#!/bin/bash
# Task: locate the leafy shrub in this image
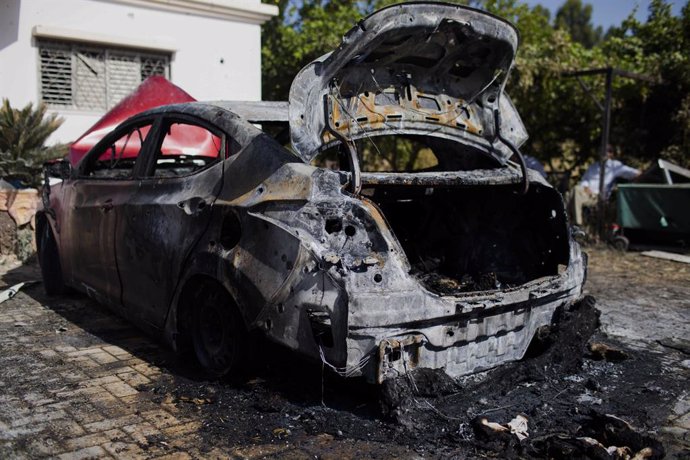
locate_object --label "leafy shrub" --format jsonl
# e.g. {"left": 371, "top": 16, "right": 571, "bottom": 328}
{"left": 0, "top": 99, "right": 67, "bottom": 188}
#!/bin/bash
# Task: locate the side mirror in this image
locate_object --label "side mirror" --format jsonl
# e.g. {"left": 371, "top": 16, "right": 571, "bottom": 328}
{"left": 44, "top": 159, "right": 72, "bottom": 180}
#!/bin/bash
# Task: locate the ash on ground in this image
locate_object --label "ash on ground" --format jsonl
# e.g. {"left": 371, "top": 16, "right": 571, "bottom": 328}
{"left": 141, "top": 295, "right": 686, "bottom": 458}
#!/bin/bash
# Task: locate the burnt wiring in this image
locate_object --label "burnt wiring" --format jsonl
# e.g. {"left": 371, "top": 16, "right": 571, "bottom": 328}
{"left": 493, "top": 108, "right": 529, "bottom": 195}
{"left": 326, "top": 125, "right": 362, "bottom": 194}
{"left": 318, "top": 345, "right": 372, "bottom": 378}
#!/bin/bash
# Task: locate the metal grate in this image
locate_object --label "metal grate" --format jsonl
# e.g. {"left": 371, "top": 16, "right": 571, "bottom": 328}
{"left": 141, "top": 53, "right": 169, "bottom": 80}
{"left": 75, "top": 48, "right": 106, "bottom": 111}
{"left": 107, "top": 52, "right": 140, "bottom": 107}
{"left": 38, "top": 40, "right": 171, "bottom": 110}
{"left": 39, "top": 43, "right": 72, "bottom": 107}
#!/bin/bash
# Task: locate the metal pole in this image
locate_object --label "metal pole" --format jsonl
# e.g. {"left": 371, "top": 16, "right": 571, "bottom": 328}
{"left": 597, "top": 68, "right": 613, "bottom": 240}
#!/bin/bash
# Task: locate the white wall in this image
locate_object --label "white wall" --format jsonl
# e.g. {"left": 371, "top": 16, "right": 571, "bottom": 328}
{"left": 0, "top": 0, "right": 268, "bottom": 144}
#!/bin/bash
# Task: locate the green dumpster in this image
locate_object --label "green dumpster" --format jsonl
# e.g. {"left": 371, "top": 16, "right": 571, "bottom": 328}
{"left": 617, "top": 183, "right": 690, "bottom": 245}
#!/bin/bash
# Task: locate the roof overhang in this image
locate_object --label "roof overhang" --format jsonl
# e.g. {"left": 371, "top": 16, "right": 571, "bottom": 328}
{"left": 109, "top": 0, "right": 278, "bottom": 25}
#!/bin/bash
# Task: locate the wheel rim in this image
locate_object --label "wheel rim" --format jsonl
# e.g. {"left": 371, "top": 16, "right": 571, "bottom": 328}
{"left": 193, "top": 290, "right": 238, "bottom": 376}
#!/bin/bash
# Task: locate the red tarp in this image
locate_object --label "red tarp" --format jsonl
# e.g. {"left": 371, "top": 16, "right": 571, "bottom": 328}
{"left": 68, "top": 76, "right": 197, "bottom": 165}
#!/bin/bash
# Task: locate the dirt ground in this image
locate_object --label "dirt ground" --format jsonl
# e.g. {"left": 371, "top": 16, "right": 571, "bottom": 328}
{"left": 0, "top": 247, "right": 688, "bottom": 459}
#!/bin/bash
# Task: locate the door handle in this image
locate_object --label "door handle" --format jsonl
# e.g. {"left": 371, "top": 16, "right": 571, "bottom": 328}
{"left": 100, "top": 199, "right": 114, "bottom": 212}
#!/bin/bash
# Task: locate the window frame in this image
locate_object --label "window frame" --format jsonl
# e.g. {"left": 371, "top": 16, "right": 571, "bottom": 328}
{"left": 76, "top": 116, "right": 161, "bottom": 180}
{"left": 37, "top": 39, "right": 171, "bottom": 111}
{"left": 139, "top": 114, "right": 229, "bottom": 180}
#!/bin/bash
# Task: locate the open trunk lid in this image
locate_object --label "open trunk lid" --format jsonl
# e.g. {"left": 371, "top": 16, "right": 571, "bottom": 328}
{"left": 288, "top": 2, "right": 527, "bottom": 164}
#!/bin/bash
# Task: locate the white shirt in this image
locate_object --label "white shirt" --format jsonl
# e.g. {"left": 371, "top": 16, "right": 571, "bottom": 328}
{"left": 579, "top": 159, "right": 639, "bottom": 197}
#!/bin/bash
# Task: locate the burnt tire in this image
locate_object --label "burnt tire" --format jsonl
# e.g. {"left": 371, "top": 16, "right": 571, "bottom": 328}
{"left": 38, "top": 223, "right": 67, "bottom": 296}
{"left": 191, "top": 287, "right": 248, "bottom": 380}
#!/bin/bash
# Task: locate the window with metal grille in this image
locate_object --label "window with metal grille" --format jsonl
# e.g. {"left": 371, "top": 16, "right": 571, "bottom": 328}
{"left": 38, "top": 40, "right": 170, "bottom": 111}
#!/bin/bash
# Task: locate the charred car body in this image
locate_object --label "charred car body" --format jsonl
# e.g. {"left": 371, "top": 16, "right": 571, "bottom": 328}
{"left": 38, "top": 3, "right": 585, "bottom": 383}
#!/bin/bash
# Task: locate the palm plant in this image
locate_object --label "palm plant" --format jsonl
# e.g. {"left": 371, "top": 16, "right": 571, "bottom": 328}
{"left": 0, "top": 99, "right": 67, "bottom": 187}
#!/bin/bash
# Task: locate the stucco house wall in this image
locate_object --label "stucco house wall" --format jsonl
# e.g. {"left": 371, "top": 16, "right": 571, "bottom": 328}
{"left": 0, "top": 0, "right": 277, "bottom": 144}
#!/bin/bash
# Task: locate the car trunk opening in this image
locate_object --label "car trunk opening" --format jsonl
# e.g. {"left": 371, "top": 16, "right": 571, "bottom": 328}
{"left": 363, "top": 182, "right": 570, "bottom": 295}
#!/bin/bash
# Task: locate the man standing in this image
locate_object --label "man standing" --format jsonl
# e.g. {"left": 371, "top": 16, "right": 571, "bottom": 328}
{"left": 570, "top": 145, "right": 640, "bottom": 225}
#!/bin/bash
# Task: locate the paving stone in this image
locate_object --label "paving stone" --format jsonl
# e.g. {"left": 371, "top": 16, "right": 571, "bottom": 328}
{"left": 60, "top": 370, "right": 89, "bottom": 382}
{"left": 68, "top": 356, "right": 100, "bottom": 369}
{"left": 152, "top": 452, "right": 193, "bottom": 460}
{"left": 132, "top": 363, "right": 161, "bottom": 377}
{"left": 121, "top": 422, "right": 162, "bottom": 446}
{"left": 117, "top": 370, "right": 151, "bottom": 387}
{"left": 141, "top": 409, "right": 180, "bottom": 429}
{"left": 103, "top": 381, "right": 138, "bottom": 398}
{"left": 66, "top": 347, "right": 104, "bottom": 357}
{"left": 672, "top": 395, "right": 690, "bottom": 417}
{"left": 45, "top": 400, "right": 72, "bottom": 411}
{"left": 64, "top": 428, "right": 125, "bottom": 450}
{"left": 0, "top": 423, "right": 47, "bottom": 440}
{"left": 11, "top": 409, "right": 68, "bottom": 428}
{"left": 23, "top": 392, "right": 55, "bottom": 407}
{"left": 52, "top": 419, "right": 87, "bottom": 438}
{"left": 102, "top": 346, "right": 132, "bottom": 359}
{"left": 91, "top": 351, "right": 119, "bottom": 365}
{"left": 102, "top": 440, "right": 148, "bottom": 459}
{"left": 161, "top": 421, "right": 202, "bottom": 437}
{"left": 67, "top": 404, "right": 105, "bottom": 425}
{"left": 57, "top": 445, "right": 109, "bottom": 460}
{"left": 84, "top": 415, "right": 143, "bottom": 433}
{"left": 673, "top": 412, "right": 690, "bottom": 431}
{"left": 81, "top": 376, "right": 121, "bottom": 388}
{"left": 55, "top": 385, "right": 107, "bottom": 398}
{"left": 54, "top": 346, "right": 78, "bottom": 353}
{"left": 24, "top": 437, "right": 63, "bottom": 456}
{"left": 39, "top": 350, "right": 59, "bottom": 359}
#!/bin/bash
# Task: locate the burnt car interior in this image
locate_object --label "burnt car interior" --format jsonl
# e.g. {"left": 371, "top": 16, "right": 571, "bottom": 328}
{"left": 147, "top": 121, "right": 225, "bottom": 178}
{"left": 87, "top": 123, "right": 152, "bottom": 178}
{"left": 81, "top": 117, "right": 232, "bottom": 179}
{"left": 370, "top": 185, "right": 570, "bottom": 294}
{"left": 314, "top": 134, "right": 570, "bottom": 295}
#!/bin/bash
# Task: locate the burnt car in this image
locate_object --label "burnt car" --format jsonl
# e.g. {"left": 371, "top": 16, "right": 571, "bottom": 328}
{"left": 38, "top": 2, "right": 585, "bottom": 383}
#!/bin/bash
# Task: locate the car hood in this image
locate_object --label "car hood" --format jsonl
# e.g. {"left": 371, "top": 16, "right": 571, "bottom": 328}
{"left": 288, "top": 2, "right": 527, "bottom": 164}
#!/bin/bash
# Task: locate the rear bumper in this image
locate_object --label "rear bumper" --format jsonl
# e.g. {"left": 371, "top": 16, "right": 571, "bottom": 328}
{"left": 344, "top": 246, "right": 586, "bottom": 383}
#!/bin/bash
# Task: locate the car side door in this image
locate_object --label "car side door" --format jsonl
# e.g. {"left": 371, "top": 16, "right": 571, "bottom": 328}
{"left": 63, "top": 118, "right": 156, "bottom": 307}
{"left": 115, "top": 114, "right": 229, "bottom": 329}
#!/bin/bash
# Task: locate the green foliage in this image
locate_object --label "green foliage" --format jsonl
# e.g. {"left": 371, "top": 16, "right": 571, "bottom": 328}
{"left": 262, "top": 0, "right": 690, "bottom": 175}
{"left": 0, "top": 99, "right": 67, "bottom": 187}
{"left": 554, "top": 0, "right": 603, "bottom": 48}
{"left": 261, "top": 0, "right": 367, "bottom": 101}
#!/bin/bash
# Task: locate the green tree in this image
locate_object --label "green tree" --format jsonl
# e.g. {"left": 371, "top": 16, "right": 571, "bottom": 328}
{"left": 261, "top": 0, "right": 367, "bottom": 101}
{"left": 261, "top": 0, "right": 690, "bottom": 174}
{"left": 602, "top": 0, "right": 690, "bottom": 167}
{"left": 554, "top": 0, "right": 603, "bottom": 48}
{"left": 0, "top": 99, "right": 67, "bottom": 187}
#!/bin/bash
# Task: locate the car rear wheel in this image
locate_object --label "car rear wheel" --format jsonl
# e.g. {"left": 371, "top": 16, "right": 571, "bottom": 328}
{"left": 38, "top": 223, "right": 67, "bottom": 296}
{"left": 191, "top": 287, "right": 248, "bottom": 379}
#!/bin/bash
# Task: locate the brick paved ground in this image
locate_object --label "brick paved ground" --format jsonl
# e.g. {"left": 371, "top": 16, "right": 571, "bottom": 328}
{"left": 0, "top": 259, "right": 415, "bottom": 459}
{"left": 0, "top": 260, "right": 206, "bottom": 459}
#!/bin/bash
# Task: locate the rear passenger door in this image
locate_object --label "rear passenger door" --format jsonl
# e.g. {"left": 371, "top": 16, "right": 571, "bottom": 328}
{"left": 116, "top": 115, "right": 228, "bottom": 329}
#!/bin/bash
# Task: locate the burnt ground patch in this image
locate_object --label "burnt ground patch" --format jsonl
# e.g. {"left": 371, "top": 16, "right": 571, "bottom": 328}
{"left": 0, "top": 248, "right": 688, "bottom": 458}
